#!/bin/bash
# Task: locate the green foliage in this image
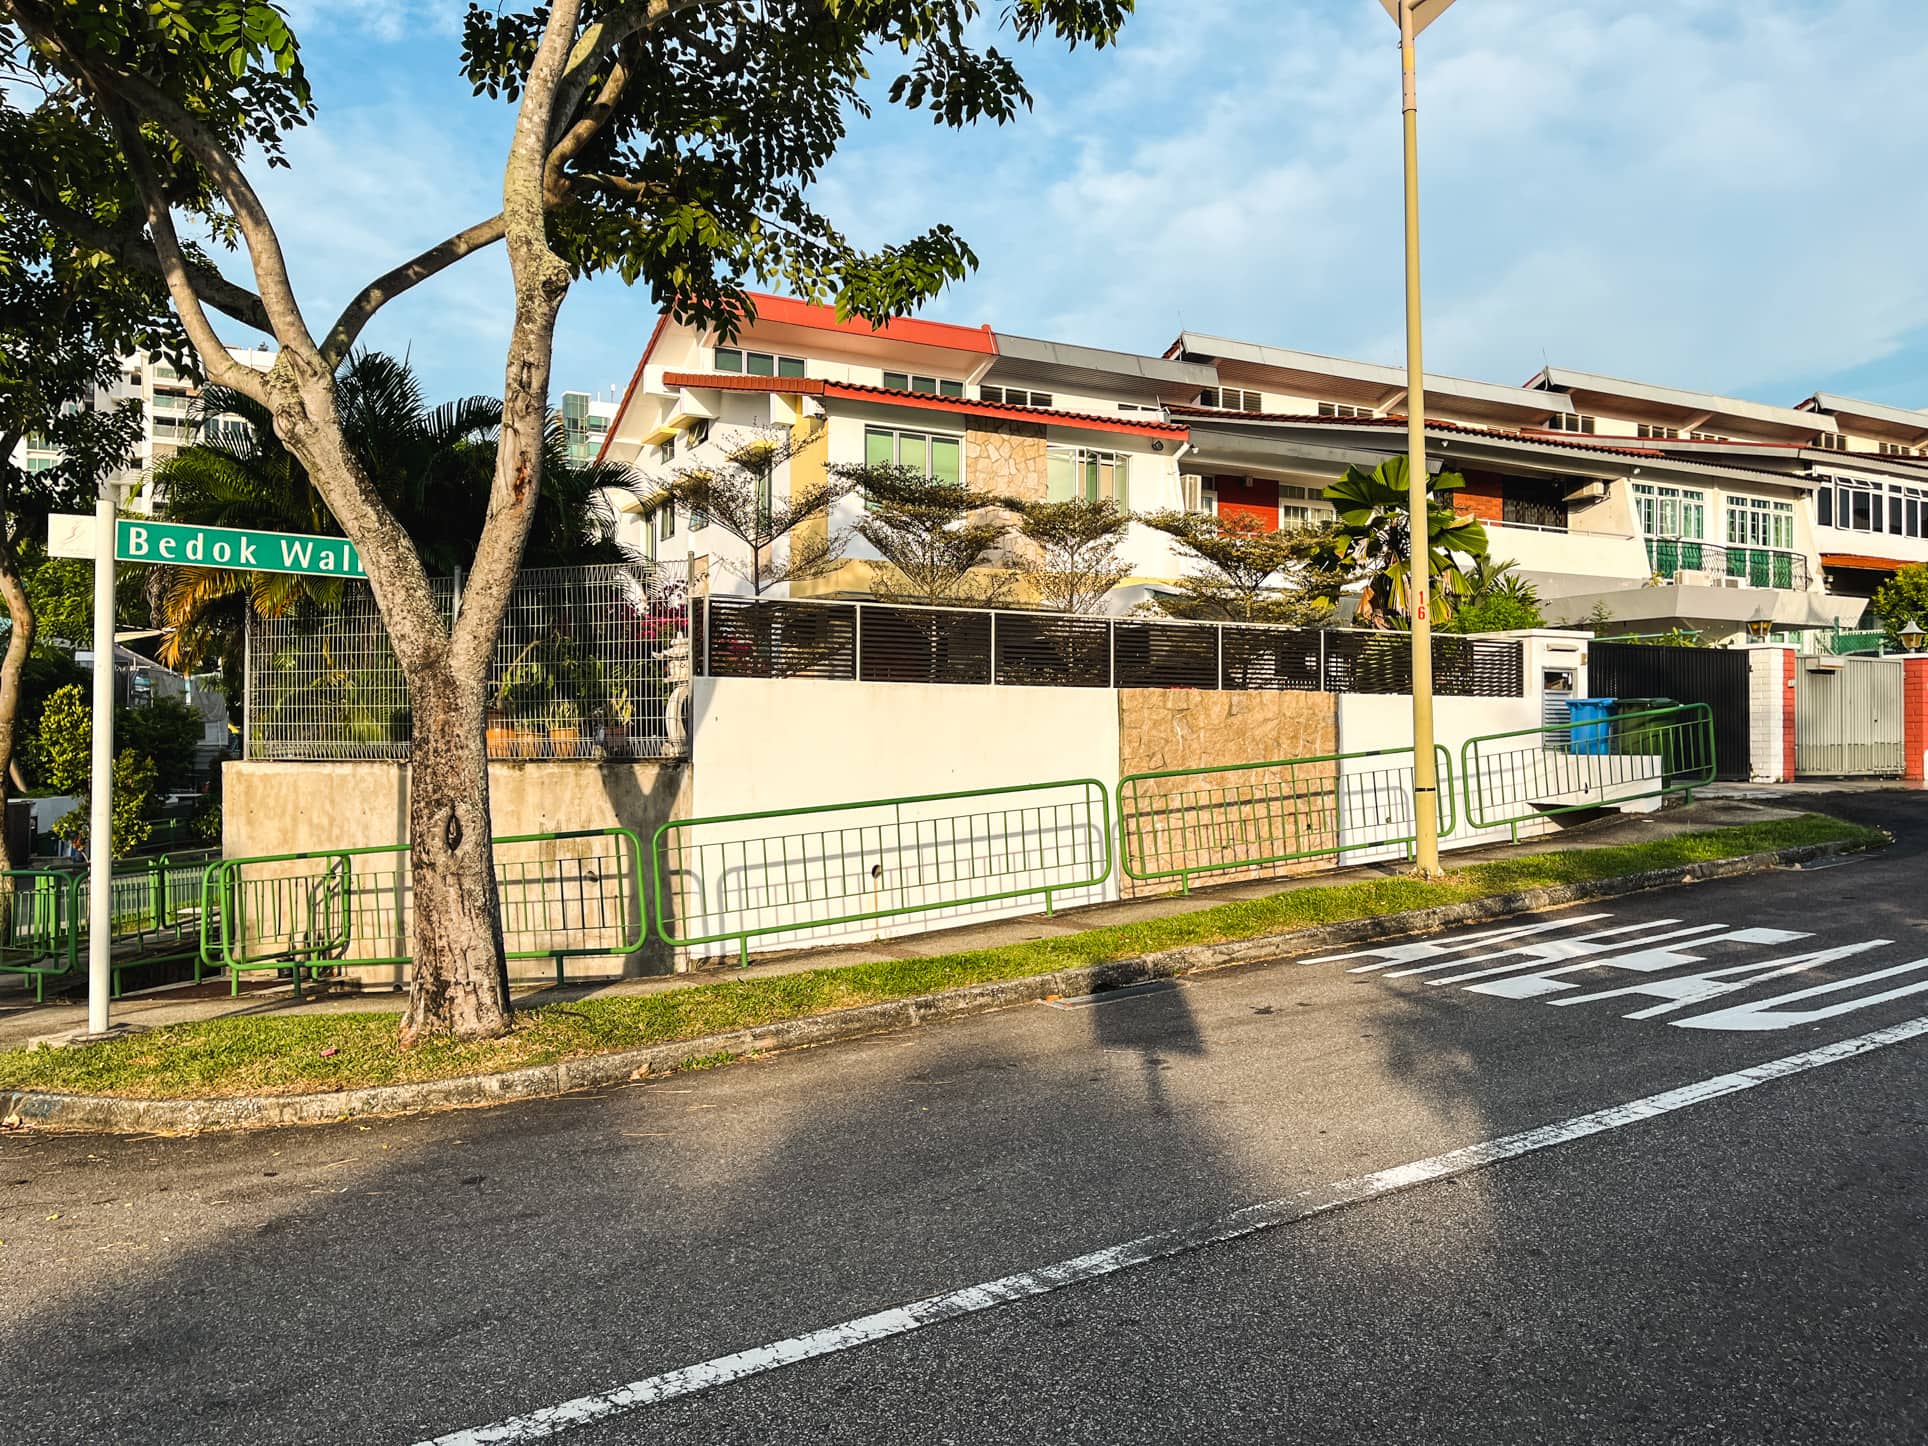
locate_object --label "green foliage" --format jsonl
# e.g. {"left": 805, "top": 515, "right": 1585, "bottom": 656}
{"left": 52, "top": 748, "right": 155, "bottom": 858}
{"left": 1321, "top": 456, "right": 1489, "bottom": 627}
{"left": 192, "top": 799, "right": 222, "bottom": 847}
{"left": 1441, "top": 559, "right": 1545, "bottom": 634}
{"left": 1140, "top": 510, "right": 1340, "bottom": 624}
{"left": 119, "top": 697, "right": 205, "bottom": 792}
{"left": 838, "top": 463, "right": 1010, "bottom": 606}
{"left": 1005, "top": 496, "right": 1133, "bottom": 613}
{"left": 667, "top": 430, "right": 853, "bottom": 596}
{"left": 1872, "top": 563, "right": 1928, "bottom": 648}
{"left": 30, "top": 683, "right": 92, "bottom": 793}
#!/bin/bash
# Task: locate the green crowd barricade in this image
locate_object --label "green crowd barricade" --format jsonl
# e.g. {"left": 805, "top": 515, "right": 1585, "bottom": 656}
{"left": 1115, "top": 745, "right": 1457, "bottom": 893}
{"left": 651, "top": 779, "right": 1115, "bottom": 965}
{"left": 1460, "top": 701, "right": 1716, "bottom": 839}
{"left": 198, "top": 827, "right": 646, "bottom": 996}
{"left": 0, "top": 852, "right": 220, "bottom": 1002}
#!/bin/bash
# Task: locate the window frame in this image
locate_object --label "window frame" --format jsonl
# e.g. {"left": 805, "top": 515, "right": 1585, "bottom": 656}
{"left": 863, "top": 424, "right": 964, "bottom": 484}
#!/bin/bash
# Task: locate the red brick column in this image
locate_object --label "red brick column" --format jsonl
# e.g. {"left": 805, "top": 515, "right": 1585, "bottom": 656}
{"left": 1782, "top": 650, "right": 1797, "bottom": 783}
{"left": 1904, "top": 656, "right": 1928, "bottom": 782}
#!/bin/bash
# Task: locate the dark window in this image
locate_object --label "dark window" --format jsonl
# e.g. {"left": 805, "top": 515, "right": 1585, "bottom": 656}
{"left": 1852, "top": 490, "right": 1874, "bottom": 530}
{"left": 1891, "top": 496, "right": 1905, "bottom": 534}
{"left": 1817, "top": 488, "right": 1832, "bottom": 526}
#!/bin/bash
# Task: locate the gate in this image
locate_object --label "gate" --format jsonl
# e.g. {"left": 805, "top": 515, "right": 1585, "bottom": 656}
{"left": 1589, "top": 641, "right": 1752, "bottom": 781}
{"left": 1795, "top": 655, "right": 1903, "bottom": 777}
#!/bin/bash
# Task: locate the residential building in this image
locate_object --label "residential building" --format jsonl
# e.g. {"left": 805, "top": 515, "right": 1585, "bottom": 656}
{"left": 595, "top": 293, "right": 1926, "bottom": 643}
{"left": 560, "top": 387, "right": 620, "bottom": 464}
{"left": 7, "top": 342, "right": 277, "bottom": 513}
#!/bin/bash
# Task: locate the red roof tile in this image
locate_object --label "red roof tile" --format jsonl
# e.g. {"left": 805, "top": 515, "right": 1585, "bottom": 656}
{"left": 739, "top": 292, "right": 999, "bottom": 355}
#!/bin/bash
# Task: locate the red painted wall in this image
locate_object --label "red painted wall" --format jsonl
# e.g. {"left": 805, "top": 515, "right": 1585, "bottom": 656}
{"left": 1904, "top": 656, "right": 1928, "bottom": 781}
{"left": 1213, "top": 475, "right": 1279, "bottom": 530}
{"left": 1782, "top": 650, "right": 1798, "bottom": 783}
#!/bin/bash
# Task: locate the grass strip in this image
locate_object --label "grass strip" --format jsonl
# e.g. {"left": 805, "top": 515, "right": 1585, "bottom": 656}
{"left": 0, "top": 813, "right": 1880, "bottom": 1100}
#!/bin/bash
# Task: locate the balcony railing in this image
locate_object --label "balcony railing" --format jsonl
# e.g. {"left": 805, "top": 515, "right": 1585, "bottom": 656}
{"left": 1645, "top": 539, "right": 1807, "bottom": 591}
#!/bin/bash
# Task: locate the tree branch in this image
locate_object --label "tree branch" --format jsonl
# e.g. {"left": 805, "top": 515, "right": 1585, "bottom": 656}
{"left": 550, "top": 0, "right": 727, "bottom": 144}
{"left": 319, "top": 213, "right": 508, "bottom": 367}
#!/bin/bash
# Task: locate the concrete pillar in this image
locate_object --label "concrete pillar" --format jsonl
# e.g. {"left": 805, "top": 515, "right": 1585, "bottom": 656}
{"left": 1744, "top": 644, "right": 1797, "bottom": 784}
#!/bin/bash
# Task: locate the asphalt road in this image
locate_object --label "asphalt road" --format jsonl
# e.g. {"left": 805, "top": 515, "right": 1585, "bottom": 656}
{"left": 2, "top": 791, "right": 1924, "bottom": 1446}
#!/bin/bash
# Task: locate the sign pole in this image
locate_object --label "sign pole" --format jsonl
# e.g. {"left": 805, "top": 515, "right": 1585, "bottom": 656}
{"left": 1398, "top": 0, "right": 1444, "bottom": 879}
{"left": 86, "top": 487, "right": 117, "bottom": 1034}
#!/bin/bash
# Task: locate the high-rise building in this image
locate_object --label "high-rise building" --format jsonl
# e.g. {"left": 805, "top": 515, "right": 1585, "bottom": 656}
{"left": 560, "top": 387, "right": 620, "bottom": 465}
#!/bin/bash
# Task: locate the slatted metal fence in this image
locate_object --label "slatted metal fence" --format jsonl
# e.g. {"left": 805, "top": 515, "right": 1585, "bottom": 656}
{"left": 700, "top": 596, "right": 1524, "bottom": 697}
{"left": 652, "top": 780, "right": 1114, "bottom": 962}
{"left": 1116, "top": 746, "right": 1457, "bottom": 890}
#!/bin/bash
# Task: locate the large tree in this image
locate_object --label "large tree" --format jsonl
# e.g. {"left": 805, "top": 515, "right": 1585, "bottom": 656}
{"left": 0, "top": 0, "right": 1134, "bottom": 1040}
{"left": 1140, "top": 510, "right": 1340, "bottom": 624}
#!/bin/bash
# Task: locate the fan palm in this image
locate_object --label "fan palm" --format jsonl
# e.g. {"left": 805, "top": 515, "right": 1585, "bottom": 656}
{"left": 151, "top": 351, "right": 637, "bottom": 684}
{"left": 1321, "top": 455, "right": 1489, "bottom": 627}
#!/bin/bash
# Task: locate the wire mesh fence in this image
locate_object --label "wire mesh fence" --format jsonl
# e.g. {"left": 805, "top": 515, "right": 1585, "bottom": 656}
{"left": 246, "top": 562, "right": 694, "bottom": 761}
{"left": 199, "top": 828, "right": 646, "bottom": 993}
{"left": 1116, "top": 746, "right": 1457, "bottom": 890}
{"left": 652, "top": 779, "right": 1114, "bottom": 962}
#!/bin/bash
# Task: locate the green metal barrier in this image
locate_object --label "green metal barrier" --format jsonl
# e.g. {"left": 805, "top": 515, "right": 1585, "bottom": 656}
{"left": 0, "top": 853, "right": 220, "bottom": 1002}
{"left": 652, "top": 779, "right": 1114, "bottom": 964}
{"left": 1116, "top": 745, "right": 1456, "bottom": 892}
{"left": 199, "top": 828, "right": 646, "bottom": 995}
{"left": 1460, "top": 702, "right": 1716, "bottom": 838}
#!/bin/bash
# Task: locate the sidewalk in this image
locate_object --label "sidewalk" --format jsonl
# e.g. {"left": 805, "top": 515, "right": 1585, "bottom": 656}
{"left": 0, "top": 793, "right": 1820, "bottom": 1052}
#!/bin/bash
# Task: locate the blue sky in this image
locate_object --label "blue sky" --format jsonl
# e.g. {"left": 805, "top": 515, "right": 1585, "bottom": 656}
{"left": 247, "top": 0, "right": 1928, "bottom": 413}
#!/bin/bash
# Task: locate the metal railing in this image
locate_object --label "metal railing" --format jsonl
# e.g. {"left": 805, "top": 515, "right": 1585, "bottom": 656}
{"left": 1460, "top": 703, "right": 1716, "bottom": 837}
{"left": 652, "top": 779, "right": 1114, "bottom": 963}
{"left": 246, "top": 561, "right": 694, "bottom": 762}
{"left": 1645, "top": 539, "right": 1808, "bottom": 591}
{"left": 199, "top": 827, "right": 646, "bottom": 994}
{"left": 700, "top": 595, "right": 1526, "bottom": 698}
{"left": 1116, "top": 745, "right": 1457, "bottom": 891}
{"left": 0, "top": 853, "right": 218, "bottom": 1001}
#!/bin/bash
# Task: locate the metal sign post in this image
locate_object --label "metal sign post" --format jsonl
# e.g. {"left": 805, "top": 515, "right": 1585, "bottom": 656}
{"left": 47, "top": 511, "right": 372, "bottom": 1037}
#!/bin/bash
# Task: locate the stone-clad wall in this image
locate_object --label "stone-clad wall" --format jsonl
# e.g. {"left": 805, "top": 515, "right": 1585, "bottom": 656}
{"left": 965, "top": 420, "right": 1049, "bottom": 501}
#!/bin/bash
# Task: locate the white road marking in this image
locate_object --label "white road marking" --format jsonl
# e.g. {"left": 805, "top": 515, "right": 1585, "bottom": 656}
{"left": 418, "top": 1013, "right": 1928, "bottom": 1446}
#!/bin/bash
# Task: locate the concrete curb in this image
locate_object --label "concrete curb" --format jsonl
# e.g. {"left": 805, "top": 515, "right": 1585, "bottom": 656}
{"left": 0, "top": 837, "right": 1864, "bottom": 1134}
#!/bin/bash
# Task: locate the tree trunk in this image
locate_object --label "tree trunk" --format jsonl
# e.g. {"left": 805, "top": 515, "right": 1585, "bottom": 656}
{"left": 398, "top": 661, "right": 510, "bottom": 1043}
{"left": 0, "top": 525, "right": 36, "bottom": 874}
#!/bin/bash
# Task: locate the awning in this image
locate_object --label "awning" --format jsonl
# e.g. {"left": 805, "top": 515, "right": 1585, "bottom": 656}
{"left": 1821, "top": 553, "right": 1913, "bottom": 572}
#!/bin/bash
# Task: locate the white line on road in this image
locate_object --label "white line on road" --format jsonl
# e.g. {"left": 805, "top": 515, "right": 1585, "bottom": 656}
{"left": 420, "top": 1013, "right": 1928, "bottom": 1446}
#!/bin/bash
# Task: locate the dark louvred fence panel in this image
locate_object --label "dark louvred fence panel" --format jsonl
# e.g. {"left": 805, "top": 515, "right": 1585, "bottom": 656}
{"left": 1113, "top": 621, "right": 1218, "bottom": 690}
{"left": 700, "top": 596, "right": 1528, "bottom": 699}
{"left": 859, "top": 605, "right": 993, "bottom": 685}
{"left": 1588, "top": 641, "right": 1751, "bottom": 780}
{"left": 993, "top": 613, "right": 1112, "bottom": 688}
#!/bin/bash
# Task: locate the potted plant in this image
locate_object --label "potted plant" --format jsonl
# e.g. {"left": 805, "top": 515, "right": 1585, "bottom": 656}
{"left": 601, "top": 685, "right": 635, "bottom": 753}
{"left": 545, "top": 695, "right": 584, "bottom": 757}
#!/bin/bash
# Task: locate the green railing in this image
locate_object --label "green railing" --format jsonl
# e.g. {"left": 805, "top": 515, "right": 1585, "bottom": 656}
{"left": 652, "top": 779, "right": 1113, "bottom": 963}
{"left": 0, "top": 853, "right": 219, "bottom": 1002}
{"left": 1822, "top": 629, "right": 1888, "bottom": 657}
{"left": 1116, "top": 746, "right": 1456, "bottom": 891}
{"left": 1461, "top": 703, "right": 1716, "bottom": 837}
{"left": 199, "top": 828, "right": 646, "bottom": 995}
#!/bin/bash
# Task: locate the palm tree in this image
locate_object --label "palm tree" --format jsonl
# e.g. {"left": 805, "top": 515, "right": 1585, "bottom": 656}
{"left": 151, "top": 351, "right": 637, "bottom": 685}
{"left": 1321, "top": 455, "right": 1489, "bottom": 628}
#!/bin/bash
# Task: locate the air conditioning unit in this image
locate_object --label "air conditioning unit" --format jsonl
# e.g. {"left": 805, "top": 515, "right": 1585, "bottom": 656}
{"left": 1564, "top": 480, "right": 1608, "bottom": 503}
{"left": 1716, "top": 575, "right": 1746, "bottom": 589}
{"left": 1675, "top": 568, "right": 1712, "bottom": 586}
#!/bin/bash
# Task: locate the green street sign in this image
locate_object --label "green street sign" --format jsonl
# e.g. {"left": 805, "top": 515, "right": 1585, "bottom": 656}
{"left": 114, "top": 519, "right": 366, "bottom": 578}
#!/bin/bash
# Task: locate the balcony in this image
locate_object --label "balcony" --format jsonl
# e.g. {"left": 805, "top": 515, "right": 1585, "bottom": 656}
{"left": 1645, "top": 538, "right": 1807, "bottom": 591}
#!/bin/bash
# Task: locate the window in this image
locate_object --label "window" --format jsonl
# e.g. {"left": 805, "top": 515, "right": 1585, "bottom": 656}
{"left": 864, "top": 425, "right": 962, "bottom": 483}
{"left": 1199, "top": 387, "right": 1263, "bottom": 412}
{"left": 1116, "top": 402, "right": 1162, "bottom": 415}
{"left": 1047, "top": 446, "right": 1130, "bottom": 506}
{"left": 1813, "top": 431, "right": 1847, "bottom": 452}
{"left": 1548, "top": 412, "right": 1597, "bottom": 434}
{"left": 1281, "top": 504, "right": 1311, "bottom": 527}
{"left": 1180, "top": 475, "right": 1216, "bottom": 515}
{"left": 1726, "top": 497, "right": 1794, "bottom": 551}
{"left": 653, "top": 440, "right": 675, "bottom": 467}
{"left": 1317, "top": 402, "right": 1375, "bottom": 419}
{"left": 882, "top": 371, "right": 965, "bottom": 398}
{"left": 681, "top": 419, "right": 711, "bottom": 452}
{"left": 981, "top": 384, "right": 1055, "bottom": 409}
{"left": 1636, "top": 423, "right": 1681, "bottom": 440}
{"left": 1633, "top": 483, "right": 1705, "bottom": 539}
{"left": 1689, "top": 431, "right": 1729, "bottom": 443}
{"left": 1879, "top": 441, "right": 1922, "bottom": 458}
{"left": 714, "top": 347, "right": 806, "bottom": 379}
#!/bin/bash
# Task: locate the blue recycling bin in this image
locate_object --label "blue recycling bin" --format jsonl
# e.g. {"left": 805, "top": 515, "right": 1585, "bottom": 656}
{"left": 1567, "top": 698, "right": 1616, "bottom": 755}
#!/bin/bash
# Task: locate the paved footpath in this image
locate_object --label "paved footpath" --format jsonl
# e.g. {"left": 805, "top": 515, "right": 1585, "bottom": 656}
{"left": 1, "top": 791, "right": 1923, "bottom": 1445}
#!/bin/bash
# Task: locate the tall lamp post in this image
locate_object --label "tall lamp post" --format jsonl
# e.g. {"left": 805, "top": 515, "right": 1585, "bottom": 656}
{"left": 1376, "top": 0, "right": 1459, "bottom": 877}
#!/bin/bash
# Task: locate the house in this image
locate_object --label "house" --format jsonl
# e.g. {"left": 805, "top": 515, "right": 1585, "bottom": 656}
{"left": 593, "top": 294, "right": 1918, "bottom": 642}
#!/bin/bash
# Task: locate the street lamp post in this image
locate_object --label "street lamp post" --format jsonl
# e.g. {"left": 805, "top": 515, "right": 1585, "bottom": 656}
{"left": 1378, "top": 0, "right": 1458, "bottom": 877}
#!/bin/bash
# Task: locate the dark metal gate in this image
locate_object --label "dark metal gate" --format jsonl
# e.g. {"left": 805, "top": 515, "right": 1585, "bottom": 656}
{"left": 1589, "top": 641, "right": 1752, "bottom": 781}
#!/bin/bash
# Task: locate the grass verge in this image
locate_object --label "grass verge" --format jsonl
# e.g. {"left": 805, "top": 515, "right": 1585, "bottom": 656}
{"left": 0, "top": 813, "right": 1880, "bottom": 1101}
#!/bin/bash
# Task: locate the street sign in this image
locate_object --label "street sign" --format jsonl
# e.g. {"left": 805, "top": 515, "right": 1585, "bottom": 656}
{"left": 47, "top": 514, "right": 367, "bottom": 579}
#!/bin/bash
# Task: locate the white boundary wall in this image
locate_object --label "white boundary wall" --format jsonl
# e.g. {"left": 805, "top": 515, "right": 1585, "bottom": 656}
{"left": 681, "top": 677, "right": 1120, "bottom": 957}
{"left": 1745, "top": 645, "right": 1793, "bottom": 783}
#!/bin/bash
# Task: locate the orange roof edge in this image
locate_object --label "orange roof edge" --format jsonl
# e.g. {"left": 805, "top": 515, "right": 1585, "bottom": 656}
{"left": 742, "top": 292, "right": 998, "bottom": 356}
{"left": 1821, "top": 553, "right": 1914, "bottom": 571}
{"left": 595, "top": 313, "right": 669, "bottom": 465}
